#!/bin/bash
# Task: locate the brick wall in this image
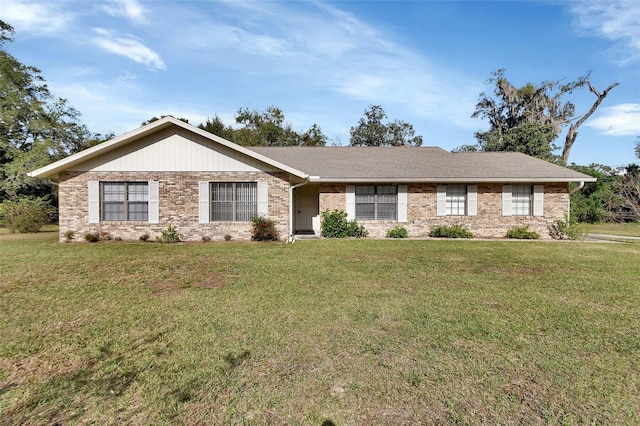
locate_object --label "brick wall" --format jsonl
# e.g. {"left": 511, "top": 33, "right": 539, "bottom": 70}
{"left": 319, "top": 183, "right": 569, "bottom": 239}
{"left": 58, "top": 171, "right": 290, "bottom": 242}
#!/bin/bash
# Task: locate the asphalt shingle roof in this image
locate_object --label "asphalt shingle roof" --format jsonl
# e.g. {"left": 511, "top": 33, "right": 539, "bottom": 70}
{"left": 248, "top": 146, "right": 595, "bottom": 182}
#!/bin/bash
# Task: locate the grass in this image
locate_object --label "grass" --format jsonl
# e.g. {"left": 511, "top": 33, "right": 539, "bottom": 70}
{"left": 581, "top": 222, "right": 640, "bottom": 237}
{"left": 1, "top": 232, "right": 639, "bottom": 424}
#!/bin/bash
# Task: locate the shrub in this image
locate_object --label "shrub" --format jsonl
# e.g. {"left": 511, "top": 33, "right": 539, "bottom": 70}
{"left": 0, "top": 197, "right": 54, "bottom": 233}
{"left": 320, "top": 209, "right": 368, "bottom": 238}
{"left": 156, "top": 224, "right": 182, "bottom": 243}
{"left": 63, "top": 230, "right": 75, "bottom": 242}
{"left": 84, "top": 233, "right": 99, "bottom": 243}
{"left": 429, "top": 224, "right": 473, "bottom": 239}
{"left": 251, "top": 215, "right": 279, "bottom": 241}
{"left": 201, "top": 236, "right": 211, "bottom": 243}
{"left": 224, "top": 234, "right": 232, "bottom": 241}
{"left": 506, "top": 225, "right": 540, "bottom": 239}
{"left": 386, "top": 226, "right": 408, "bottom": 238}
{"left": 549, "top": 214, "right": 584, "bottom": 240}
{"left": 139, "top": 233, "right": 150, "bottom": 242}
{"left": 99, "top": 231, "right": 113, "bottom": 241}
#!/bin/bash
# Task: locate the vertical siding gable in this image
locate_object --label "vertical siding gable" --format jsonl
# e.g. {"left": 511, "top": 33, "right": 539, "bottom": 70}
{"left": 72, "top": 130, "right": 276, "bottom": 172}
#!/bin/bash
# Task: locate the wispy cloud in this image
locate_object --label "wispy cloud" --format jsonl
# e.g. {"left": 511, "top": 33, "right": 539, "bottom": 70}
{"left": 2, "top": 0, "right": 72, "bottom": 35}
{"left": 571, "top": 0, "right": 640, "bottom": 64}
{"left": 173, "top": 1, "right": 478, "bottom": 130}
{"left": 585, "top": 103, "right": 640, "bottom": 136}
{"left": 92, "top": 28, "right": 165, "bottom": 70}
{"left": 101, "top": 0, "right": 148, "bottom": 25}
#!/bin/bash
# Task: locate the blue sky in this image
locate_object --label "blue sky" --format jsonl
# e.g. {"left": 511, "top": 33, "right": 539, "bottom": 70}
{"left": 3, "top": 0, "right": 639, "bottom": 167}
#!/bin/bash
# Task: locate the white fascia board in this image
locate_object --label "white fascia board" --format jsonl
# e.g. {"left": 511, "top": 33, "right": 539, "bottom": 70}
{"left": 309, "top": 177, "right": 597, "bottom": 183}
{"left": 29, "top": 116, "right": 308, "bottom": 180}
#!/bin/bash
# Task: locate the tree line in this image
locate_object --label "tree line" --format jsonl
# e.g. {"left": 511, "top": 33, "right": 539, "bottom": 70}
{"left": 1, "top": 19, "right": 637, "bottom": 229}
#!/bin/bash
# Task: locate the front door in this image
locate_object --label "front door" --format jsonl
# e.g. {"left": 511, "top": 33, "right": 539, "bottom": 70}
{"left": 295, "top": 184, "right": 319, "bottom": 233}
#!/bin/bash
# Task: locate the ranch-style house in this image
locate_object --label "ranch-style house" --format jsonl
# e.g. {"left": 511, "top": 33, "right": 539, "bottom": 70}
{"left": 29, "top": 116, "right": 596, "bottom": 242}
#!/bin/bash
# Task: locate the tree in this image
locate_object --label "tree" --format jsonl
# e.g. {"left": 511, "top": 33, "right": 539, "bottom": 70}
{"left": 635, "top": 137, "right": 640, "bottom": 160}
{"left": 349, "top": 105, "right": 422, "bottom": 146}
{"left": 468, "top": 69, "right": 618, "bottom": 164}
{"left": 141, "top": 116, "right": 189, "bottom": 126}
{"left": 0, "top": 20, "right": 97, "bottom": 204}
{"left": 199, "top": 107, "right": 327, "bottom": 146}
{"left": 198, "top": 114, "right": 234, "bottom": 140}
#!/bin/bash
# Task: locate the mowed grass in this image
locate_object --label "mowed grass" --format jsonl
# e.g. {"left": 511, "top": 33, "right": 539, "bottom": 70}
{"left": 581, "top": 222, "right": 640, "bottom": 237}
{"left": 1, "top": 234, "right": 638, "bottom": 425}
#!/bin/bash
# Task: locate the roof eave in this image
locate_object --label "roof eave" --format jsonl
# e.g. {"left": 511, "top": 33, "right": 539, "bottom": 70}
{"left": 309, "top": 177, "right": 597, "bottom": 183}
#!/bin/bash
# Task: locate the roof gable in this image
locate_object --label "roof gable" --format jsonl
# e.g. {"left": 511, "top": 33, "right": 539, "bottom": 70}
{"left": 28, "top": 116, "right": 307, "bottom": 179}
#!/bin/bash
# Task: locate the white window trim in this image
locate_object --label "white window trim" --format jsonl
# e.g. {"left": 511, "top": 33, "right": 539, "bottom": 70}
{"left": 437, "top": 184, "right": 477, "bottom": 216}
{"left": 199, "top": 181, "right": 267, "bottom": 223}
{"left": 502, "top": 184, "right": 544, "bottom": 216}
{"left": 89, "top": 180, "right": 157, "bottom": 223}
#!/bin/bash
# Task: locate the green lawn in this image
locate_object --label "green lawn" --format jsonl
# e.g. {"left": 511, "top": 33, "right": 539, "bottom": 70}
{"left": 581, "top": 222, "right": 640, "bottom": 237}
{"left": 1, "top": 233, "right": 638, "bottom": 424}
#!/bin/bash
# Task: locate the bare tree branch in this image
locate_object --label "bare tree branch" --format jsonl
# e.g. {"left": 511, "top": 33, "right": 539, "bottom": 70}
{"left": 562, "top": 81, "right": 620, "bottom": 165}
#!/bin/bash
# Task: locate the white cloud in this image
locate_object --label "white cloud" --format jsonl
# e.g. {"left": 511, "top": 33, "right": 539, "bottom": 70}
{"left": 571, "top": 0, "right": 640, "bottom": 64}
{"left": 92, "top": 28, "right": 165, "bottom": 70}
{"left": 585, "top": 103, "right": 640, "bottom": 136}
{"left": 2, "top": 0, "right": 72, "bottom": 35}
{"left": 172, "top": 1, "right": 479, "bottom": 130}
{"left": 101, "top": 0, "right": 148, "bottom": 24}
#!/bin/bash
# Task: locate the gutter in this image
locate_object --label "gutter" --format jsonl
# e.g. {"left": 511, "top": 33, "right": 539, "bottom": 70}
{"left": 288, "top": 177, "right": 310, "bottom": 243}
{"left": 569, "top": 181, "right": 585, "bottom": 195}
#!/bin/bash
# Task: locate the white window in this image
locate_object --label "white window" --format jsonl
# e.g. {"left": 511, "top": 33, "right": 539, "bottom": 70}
{"left": 511, "top": 185, "right": 532, "bottom": 216}
{"left": 437, "top": 185, "right": 477, "bottom": 216}
{"left": 355, "top": 185, "right": 397, "bottom": 220}
{"left": 102, "top": 182, "right": 149, "bottom": 221}
{"left": 446, "top": 185, "right": 467, "bottom": 216}
{"left": 211, "top": 182, "right": 257, "bottom": 222}
{"left": 502, "top": 184, "right": 544, "bottom": 217}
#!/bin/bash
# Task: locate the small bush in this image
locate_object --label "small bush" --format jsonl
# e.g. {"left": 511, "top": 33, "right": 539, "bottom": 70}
{"left": 99, "top": 231, "right": 113, "bottom": 241}
{"left": 506, "top": 225, "right": 540, "bottom": 239}
{"left": 251, "top": 216, "right": 279, "bottom": 241}
{"left": 139, "top": 233, "right": 150, "bottom": 242}
{"left": 320, "top": 209, "right": 368, "bottom": 238}
{"left": 429, "top": 224, "right": 473, "bottom": 239}
{"left": 0, "top": 197, "right": 55, "bottom": 233}
{"left": 224, "top": 234, "right": 232, "bottom": 241}
{"left": 156, "top": 224, "right": 182, "bottom": 243}
{"left": 386, "top": 226, "right": 408, "bottom": 238}
{"left": 549, "top": 215, "right": 584, "bottom": 240}
{"left": 201, "top": 236, "right": 211, "bottom": 243}
{"left": 63, "top": 230, "right": 75, "bottom": 242}
{"left": 84, "top": 233, "right": 99, "bottom": 243}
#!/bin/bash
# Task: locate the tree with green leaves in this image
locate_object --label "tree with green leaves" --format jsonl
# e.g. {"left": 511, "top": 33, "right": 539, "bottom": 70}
{"left": 349, "top": 105, "right": 422, "bottom": 147}
{"left": 0, "top": 20, "right": 101, "bottom": 205}
{"left": 466, "top": 69, "right": 618, "bottom": 164}
{"left": 199, "top": 107, "right": 327, "bottom": 146}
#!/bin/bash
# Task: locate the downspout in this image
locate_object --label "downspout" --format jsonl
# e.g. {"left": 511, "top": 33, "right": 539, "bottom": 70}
{"left": 568, "top": 181, "right": 585, "bottom": 219}
{"left": 288, "top": 177, "right": 310, "bottom": 243}
{"left": 569, "top": 181, "right": 585, "bottom": 195}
